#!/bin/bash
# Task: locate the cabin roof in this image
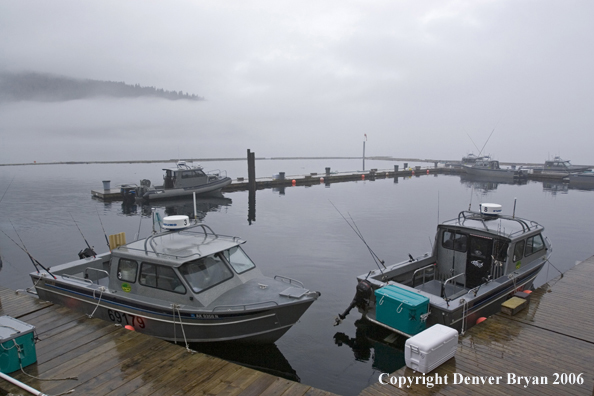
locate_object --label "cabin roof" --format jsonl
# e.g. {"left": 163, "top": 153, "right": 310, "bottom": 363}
{"left": 440, "top": 212, "right": 544, "bottom": 239}
{"left": 115, "top": 228, "right": 244, "bottom": 266}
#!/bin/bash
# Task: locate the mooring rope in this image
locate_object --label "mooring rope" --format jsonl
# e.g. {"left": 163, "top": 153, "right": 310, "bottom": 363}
{"left": 87, "top": 286, "right": 105, "bottom": 318}
{"left": 171, "top": 304, "right": 194, "bottom": 353}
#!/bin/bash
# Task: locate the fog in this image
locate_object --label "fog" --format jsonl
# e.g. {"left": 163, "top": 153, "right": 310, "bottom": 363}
{"left": 1, "top": 1, "right": 593, "bottom": 164}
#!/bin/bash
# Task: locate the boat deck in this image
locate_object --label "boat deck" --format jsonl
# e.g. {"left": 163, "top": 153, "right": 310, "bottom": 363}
{"left": 0, "top": 287, "right": 337, "bottom": 396}
{"left": 361, "top": 255, "right": 594, "bottom": 395}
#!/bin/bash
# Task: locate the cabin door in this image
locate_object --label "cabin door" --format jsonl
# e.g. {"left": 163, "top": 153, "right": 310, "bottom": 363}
{"left": 465, "top": 235, "right": 493, "bottom": 289}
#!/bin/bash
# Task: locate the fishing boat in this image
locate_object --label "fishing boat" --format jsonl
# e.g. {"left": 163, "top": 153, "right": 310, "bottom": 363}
{"left": 123, "top": 161, "right": 232, "bottom": 201}
{"left": 29, "top": 216, "right": 320, "bottom": 343}
{"left": 462, "top": 157, "right": 525, "bottom": 181}
{"left": 524, "top": 156, "right": 591, "bottom": 179}
{"left": 336, "top": 203, "right": 550, "bottom": 336}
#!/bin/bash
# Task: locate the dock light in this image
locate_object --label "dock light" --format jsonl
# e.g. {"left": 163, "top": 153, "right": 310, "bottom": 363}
{"left": 124, "top": 325, "right": 135, "bottom": 331}
{"left": 476, "top": 317, "right": 487, "bottom": 324}
{"left": 292, "top": 179, "right": 296, "bottom": 186}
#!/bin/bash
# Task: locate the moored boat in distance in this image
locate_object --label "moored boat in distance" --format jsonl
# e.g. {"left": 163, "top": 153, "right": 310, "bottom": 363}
{"left": 524, "top": 156, "right": 591, "bottom": 179}
{"left": 122, "top": 161, "right": 232, "bottom": 201}
{"left": 336, "top": 203, "right": 550, "bottom": 337}
{"left": 462, "top": 156, "right": 526, "bottom": 181}
{"left": 30, "top": 216, "right": 320, "bottom": 343}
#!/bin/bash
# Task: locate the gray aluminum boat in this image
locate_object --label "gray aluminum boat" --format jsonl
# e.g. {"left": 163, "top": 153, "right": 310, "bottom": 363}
{"left": 526, "top": 156, "right": 591, "bottom": 179}
{"left": 126, "top": 161, "right": 232, "bottom": 201}
{"left": 462, "top": 157, "right": 525, "bottom": 181}
{"left": 337, "top": 203, "right": 550, "bottom": 336}
{"left": 30, "top": 217, "right": 320, "bottom": 343}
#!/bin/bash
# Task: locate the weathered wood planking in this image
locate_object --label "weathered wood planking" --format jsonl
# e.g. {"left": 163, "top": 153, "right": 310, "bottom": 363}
{"left": 0, "top": 287, "right": 338, "bottom": 396}
{"left": 361, "top": 256, "right": 594, "bottom": 395}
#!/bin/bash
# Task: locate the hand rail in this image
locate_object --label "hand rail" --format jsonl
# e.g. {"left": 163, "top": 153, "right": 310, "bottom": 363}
{"left": 411, "top": 263, "right": 436, "bottom": 288}
{"left": 442, "top": 272, "right": 465, "bottom": 301}
{"left": 84, "top": 268, "right": 110, "bottom": 282}
{"left": 212, "top": 300, "right": 279, "bottom": 312}
{"left": 61, "top": 274, "right": 94, "bottom": 285}
{"left": 274, "top": 275, "right": 304, "bottom": 288}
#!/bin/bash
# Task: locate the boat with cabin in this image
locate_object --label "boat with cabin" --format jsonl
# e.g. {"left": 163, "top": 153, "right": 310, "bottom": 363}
{"left": 122, "top": 161, "right": 232, "bottom": 201}
{"left": 524, "top": 156, "right": 591, "bottom": 179}
{"left": 29, "top": 216, "right": 320, "bottom": 343}
{"left": 462, "top": 157, "right": 525, "bottom": 181}
{"left": 336, "top": 203, "right": 550, "bottom": 336}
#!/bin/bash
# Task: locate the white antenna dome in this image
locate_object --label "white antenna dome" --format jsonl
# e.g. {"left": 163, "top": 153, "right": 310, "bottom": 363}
{"left": 480, "top": 203, "right": 502, "bottom": 216}
{"left": 162, "top": 215, "right": 190, "bottom": 230}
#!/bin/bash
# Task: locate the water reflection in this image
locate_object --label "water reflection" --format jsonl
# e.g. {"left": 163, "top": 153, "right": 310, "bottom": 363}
{"left": 119, "top": 194, "right": 232, "bottom": 220}
{"left": 459, "top": 174, "right": 528, "bottom": 193}
{"left": 188, "top": 342, "right": 299, "bottom": 382}
{"left": 333, "top": 319, "right": 405, "bottom": 374}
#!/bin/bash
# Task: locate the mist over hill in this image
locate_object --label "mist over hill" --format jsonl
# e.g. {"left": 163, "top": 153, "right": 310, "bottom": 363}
{"left": 0, "top": 71, "right": 204, "bottom": 102}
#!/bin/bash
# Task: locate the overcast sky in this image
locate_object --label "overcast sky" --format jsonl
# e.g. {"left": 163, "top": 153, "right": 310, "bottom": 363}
{"left": 1, "top": 0, "right": 593, "bottom": 164}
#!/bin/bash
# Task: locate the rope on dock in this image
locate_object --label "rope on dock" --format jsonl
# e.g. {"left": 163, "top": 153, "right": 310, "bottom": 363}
{"left": 87, "top": 287, "right": 105, "bottom": 318}
{"left": 171, "top": 304, "right": 195, "bottom": 354}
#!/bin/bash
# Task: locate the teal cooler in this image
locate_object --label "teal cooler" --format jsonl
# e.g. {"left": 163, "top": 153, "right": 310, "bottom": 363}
{"left": 0, "top": 316, "right": 37, "bottom": 374}
{"left": 375, "top": 285, "right": 429, "bottom": 335}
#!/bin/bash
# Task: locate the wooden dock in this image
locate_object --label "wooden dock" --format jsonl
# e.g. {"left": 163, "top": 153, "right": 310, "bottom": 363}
{"left": 0, "top": 287, "right": 338, "bottom": 396}
{"left": 361, "top": 256, "right": 594, "bottom": 395}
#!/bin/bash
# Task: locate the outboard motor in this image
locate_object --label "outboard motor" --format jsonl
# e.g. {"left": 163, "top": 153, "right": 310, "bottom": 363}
{"left": 334, "top": 279, "right": 372, "bottom": 326}
{"left": 78, "top": 247, "right": 97, "bottom": 259}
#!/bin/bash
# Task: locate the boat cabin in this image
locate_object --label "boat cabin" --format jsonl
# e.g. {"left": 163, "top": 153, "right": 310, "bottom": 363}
{"left": 163, "top": 162, "right": 209, "bottom": 189}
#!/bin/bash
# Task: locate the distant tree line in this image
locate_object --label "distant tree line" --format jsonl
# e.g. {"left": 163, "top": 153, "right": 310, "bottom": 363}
{"left": 0, "top": 71, "right": 204, "bottom": 102}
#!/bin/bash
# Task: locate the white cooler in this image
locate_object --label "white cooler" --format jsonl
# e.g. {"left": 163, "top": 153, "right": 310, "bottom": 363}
{"left": 404, "top": 324, "right": 458, "bottom": 373}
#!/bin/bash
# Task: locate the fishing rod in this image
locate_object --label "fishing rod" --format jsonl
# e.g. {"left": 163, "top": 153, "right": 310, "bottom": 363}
{"left": 0, "top": 228, "right": 57, "bottom": 279}
{"left": 69, "top": 213, "right": 96, "bottom": 258}
{"left": 0, "top": 175, "right": 15, "bottom": 205}
{"left": 329, "top": 201, "right": 386, "bottom": 271}
{"left": 478, "top": 127, "right": 497, "bottom": 157}
{"left": 466, "top": 133, "right": 481, "bottom": 154}
{"left": 95, "top": 206, "right": 111, "bottom": 251}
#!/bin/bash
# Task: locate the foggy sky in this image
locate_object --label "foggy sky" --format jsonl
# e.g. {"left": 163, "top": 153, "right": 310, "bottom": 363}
{"left": 1, "top": 1, "right": 593, "bottom": 164}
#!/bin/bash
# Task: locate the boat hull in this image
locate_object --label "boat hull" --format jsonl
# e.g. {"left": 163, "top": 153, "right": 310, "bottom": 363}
{"left": 33, "top": 277, "right": 315, "bottom": 344}
{"left": 143, "top": 177, "right": 232, "bottom": 200}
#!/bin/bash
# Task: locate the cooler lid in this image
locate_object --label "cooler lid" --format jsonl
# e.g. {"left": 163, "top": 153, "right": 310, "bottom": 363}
{"left": 0, "top": 316, "right": 36, "bottom": 342}
{"left": 375, "top": 285, "right": 429, "bottom": 307}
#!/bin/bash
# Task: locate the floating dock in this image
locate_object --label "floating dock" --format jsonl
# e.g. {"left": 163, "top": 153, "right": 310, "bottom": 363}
{"left": 0, "top": 287, "right": 338, "bottom": 396}
{"left": 361, "top": 255, "right": 594, "bottom": 395}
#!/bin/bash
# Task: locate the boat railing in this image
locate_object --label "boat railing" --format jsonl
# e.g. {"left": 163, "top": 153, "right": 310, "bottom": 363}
{"left": 212, "top": 300, "right": 279, "bottom": 312}
{"left": 457, "top": 210, "right": 538, "bottom": 235}
{"left": 274, "top": 275, "right": 305, "bottom": 288}
{"left": 61, "top": 274, "right": 94, "bottom": 285}
{"left": 411, "top": 263, "right": 437, "bottom": 288}
{"left": 442, "top": 273, "right": 465, "bottom": 301}
{"left": 207, "top": 169, "right": 227, "bottom": 178}
{"left": 84, "top": 268, "right": 110, "bottom": 282}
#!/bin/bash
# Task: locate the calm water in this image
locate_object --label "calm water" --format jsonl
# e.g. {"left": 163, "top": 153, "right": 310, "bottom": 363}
{"left": 1, "top": 160, "right": 593, "bottom": 395}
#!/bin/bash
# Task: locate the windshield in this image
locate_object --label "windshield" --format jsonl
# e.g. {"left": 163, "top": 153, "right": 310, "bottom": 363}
{"left": 179, "top": 254, "right": 233, "bottom": 293}
{"left": 222, "top": 246, "right": 256, "bottom": 274}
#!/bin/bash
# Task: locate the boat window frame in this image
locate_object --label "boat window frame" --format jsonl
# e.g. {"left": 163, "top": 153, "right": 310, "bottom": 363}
{"left": 117, "top": 258, "right": 138, "bottom": 283}
{"left": 178, "top": 253, "right": 234, "bottom": 294}
{"left": 513, "top": 240, "right": 525, "bottom": 262}
{"left": 442, "top": 229, "right": 468, "bottom": 253}
{"left": 221, "top": 246, "right": 256, "bottom": 274}
{"left": 139, "top": 262, "right": 187, "bottom": 294}
{"left": 524, "top": 234, "right": 545, "bottom": 257}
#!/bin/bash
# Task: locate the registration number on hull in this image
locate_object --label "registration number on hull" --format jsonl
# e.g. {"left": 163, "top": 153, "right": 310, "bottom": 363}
{"left": 107, "top": 309, "right": 146, "bottom": 328}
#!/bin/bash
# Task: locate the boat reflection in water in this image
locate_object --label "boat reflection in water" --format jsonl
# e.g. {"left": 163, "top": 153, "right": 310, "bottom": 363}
{"left": 121, "top": 194, "right": 232, "bottom": 219}
{"left": 459, "top": 173, "right": 528, "bottom": 194}
{"left": 333, "top": 319, "right": 405, "bottom": 374}
{"left": 190, "top": 342, "right": 300, "bottom": 382}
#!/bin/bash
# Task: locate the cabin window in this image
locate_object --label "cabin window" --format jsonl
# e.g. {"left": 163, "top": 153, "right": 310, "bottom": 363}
{"left": 493, "top": 240, "right": 509, "bottom": 261}
{"left": 513, "top": 241, "right": 525, "bottom": 262}
{"left": 117, "top": 259, "right": 138, "bottom": 282}
{"left": 222, "top": 246, "right": 256, "bottom": 274}
{"left": 179, "top": 254, "right": 233, "bottom": 293}
{"left": 524, "top": 234, "right": 545, "bottom": 256}
{"left": 442, "top": 230, "right": 467, "bottom": 252}
{"left": 139, "top": 263, "right": 186, "bottom": 294}
{"left": 180, "top": 170, "right": 206, "bottom": 179}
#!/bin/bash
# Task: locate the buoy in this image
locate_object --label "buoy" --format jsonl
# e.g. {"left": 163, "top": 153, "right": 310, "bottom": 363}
{"left": 476, "top": 317, "right": 487, "bottom": 324}
{"left": 291, "top": 179, "right": 296, "bottom": 186}
{"left": 320, "top": 177, "right": 324, "bottom": 183}
{"left": 361, "top": 174, "right": 365, "bottom": 180}
{"left": 412, "top": 170, "right": 415, "bottom": 175}
{"left": 124, "top": 325, "right": 135, "bottom": 331}
{"left": 523, "top": 290, "right": 533, "bottom": 294}
{"left": 427, "top": 169, "right": 430, "bottom": 174}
